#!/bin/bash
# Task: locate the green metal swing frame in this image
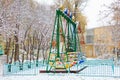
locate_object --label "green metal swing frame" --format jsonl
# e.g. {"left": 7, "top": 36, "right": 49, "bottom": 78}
{"left": 46, "top": 9, "right": 81, "bottom": 73}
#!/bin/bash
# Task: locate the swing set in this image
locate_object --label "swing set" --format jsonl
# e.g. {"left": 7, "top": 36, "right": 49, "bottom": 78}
{"left": 40, "top": 8, "right": 86, "bottom": 73}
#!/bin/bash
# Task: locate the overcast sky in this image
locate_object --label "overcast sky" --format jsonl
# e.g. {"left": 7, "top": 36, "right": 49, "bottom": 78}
{"left": 83, "top": 0, "right": 113, "bottom": 29}
{"left": 34, "top": 0, "right": 113, "bottom": 29}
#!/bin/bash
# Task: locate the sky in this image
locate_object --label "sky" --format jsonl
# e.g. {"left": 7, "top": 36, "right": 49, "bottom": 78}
{"left": 83, "top": 0, "right": 113, "bottom": 29}
{"left": 34, "top": 0, "right": 113, "bottom": 29}
{"left": 34, "top": 0, "right": 54, "bottom": 5}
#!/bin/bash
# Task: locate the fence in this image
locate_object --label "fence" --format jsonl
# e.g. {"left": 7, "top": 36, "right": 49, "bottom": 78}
{"left": 3, "top": 60, "right": 45, "bottom": 76}
{"left": 3, "top": 59, "right": 120, "bottom": 77}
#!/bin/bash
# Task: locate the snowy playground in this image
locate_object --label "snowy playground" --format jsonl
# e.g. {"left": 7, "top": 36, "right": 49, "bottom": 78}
{"left": 0, "top": 7, "right": 120, "bottom": 80}
{"left": 1, "top": 0, "right": 120, "bottom": 80}
{"left": 0, "top": 57, "right": 120, "bottom": 80}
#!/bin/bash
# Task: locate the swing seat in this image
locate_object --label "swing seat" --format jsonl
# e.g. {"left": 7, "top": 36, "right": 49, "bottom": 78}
{"left": 79, "top": 60, "right": 84, "bottom": 64}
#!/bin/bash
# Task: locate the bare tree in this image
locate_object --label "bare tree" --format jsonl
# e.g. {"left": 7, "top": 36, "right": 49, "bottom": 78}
{"left": 100, "top": 0, "right": 120, "bottom": 62}
{"left": 0, "top": 0, "right": 56, "bottom": 71}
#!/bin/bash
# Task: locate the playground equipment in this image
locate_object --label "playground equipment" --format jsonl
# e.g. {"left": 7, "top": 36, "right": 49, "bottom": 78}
{"left": 40, "top": 8, "right": 86, "bottom": 73}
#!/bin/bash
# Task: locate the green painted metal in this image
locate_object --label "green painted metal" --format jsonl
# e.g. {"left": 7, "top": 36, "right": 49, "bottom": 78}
{"left": 57, "top": 10, "right": 76, "bottom": 26}
{"left": 56, "top": 14, "right": 60, "bottom": 57}
{"left": 46, "top": 9, "right": 81, "bottom": 72}
{"left": 46, "top": 14, "right": 57, "bottom": 72}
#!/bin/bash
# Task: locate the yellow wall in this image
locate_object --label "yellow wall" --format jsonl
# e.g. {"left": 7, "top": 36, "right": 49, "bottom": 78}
{"left": 85, "top": 26, "right": 115, "bottom": 58}
{"left": 85, "top": 45, "right": 95, "bottom": 58}
{"left": 94, "top": 27, "right": 113, "bottom": 45}
{"left": 94, "top": 27, "right": 114, "bottom": 56}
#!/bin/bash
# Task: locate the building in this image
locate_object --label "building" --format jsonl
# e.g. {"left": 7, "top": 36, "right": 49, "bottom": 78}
{"left": 85, "top": 26, "right": 115, "bottom": 58}
{"left": 85, "top": 29, "right": 95, "bottom": 57}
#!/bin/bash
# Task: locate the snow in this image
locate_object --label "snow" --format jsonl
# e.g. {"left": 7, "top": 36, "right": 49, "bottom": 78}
{"left": 1, "top": 56, "right": 120, "bottom": 80}
{"left": 1, "top": 65, "right": 120, "bottom": 80}
{"left": 0, "top": 74, "right": 120, "bottom": 80}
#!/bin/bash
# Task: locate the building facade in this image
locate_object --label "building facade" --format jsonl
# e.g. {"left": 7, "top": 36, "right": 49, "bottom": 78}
{"left": 85, "top": 26, "right": 115, "bottom": 58}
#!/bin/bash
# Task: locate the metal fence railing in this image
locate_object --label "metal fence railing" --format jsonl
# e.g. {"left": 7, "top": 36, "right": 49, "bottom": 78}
{"left": 3, "top": 60, "right": 45, "bottom": 76}
{"left": 3, "top": 59, "right": 120, "bottom": 77}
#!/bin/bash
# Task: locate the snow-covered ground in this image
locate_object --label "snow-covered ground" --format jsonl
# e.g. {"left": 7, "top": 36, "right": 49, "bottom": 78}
{"left": 0, "top": 73, "right": 120, "bottom": 80}
{"left": 1, "top": 56, "right": 120, "bottom": 80}
{"left": 1, "top": 65, "right": 120, "bottom": 80}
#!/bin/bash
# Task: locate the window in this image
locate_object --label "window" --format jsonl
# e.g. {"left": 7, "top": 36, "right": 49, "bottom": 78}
{"left": 86, "top": 35, "right": 93, "bottom": 43}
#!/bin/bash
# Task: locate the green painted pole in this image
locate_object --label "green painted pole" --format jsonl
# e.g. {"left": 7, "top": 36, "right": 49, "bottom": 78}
{"left": 46, "top": 13, "right": 57, "bottom": 72}
{"left": 74, "top": 24, "right": 77, "bottom": 51}
{"left": 56, "top": 11, "right": 60, "bottom": 57}
{"left": 67, "top": 21, "right": 70, "bottom": 52}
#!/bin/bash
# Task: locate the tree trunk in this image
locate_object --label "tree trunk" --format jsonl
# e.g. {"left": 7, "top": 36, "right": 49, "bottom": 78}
{"left": 26, "top": 39, "right": 29, "bottom": 60}
{"left": 28, "top": 48, "right": 32, "bottom": 68}
{"left": 5, "top": 38, "right": 11, "bottom": 63}
{"left": 36, "top": 43, "right": 41, "bottom": 67}
{"left": 14, "top": 35, "right": 19, "bottom": 62}
{"left": 42, "top": 49, "right": 45, "bottom": 64}
{"left": 20, "top": 54, "right": 24, "bottom": 70}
